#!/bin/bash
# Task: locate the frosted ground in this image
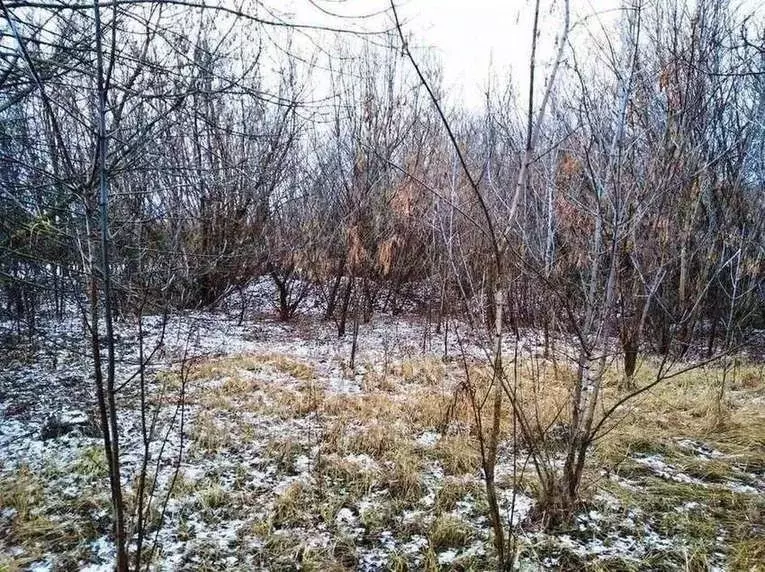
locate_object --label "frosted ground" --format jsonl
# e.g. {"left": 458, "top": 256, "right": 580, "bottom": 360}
{"left": 1, "top": 281, "right": 763, "bottom": 570}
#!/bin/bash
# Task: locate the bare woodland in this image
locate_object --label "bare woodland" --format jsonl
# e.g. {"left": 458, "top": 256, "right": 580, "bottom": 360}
{"left": 0, "top": 0, "right": 764, "bottom": 570}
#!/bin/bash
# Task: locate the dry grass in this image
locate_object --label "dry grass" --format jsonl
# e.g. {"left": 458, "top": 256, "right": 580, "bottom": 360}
{"left": 268, "top": 383, "right": 325, "bottom": 417}
{"left": 271, "top": 480, "right": 313, "bottom": 528}
{"left": 328, "top": 536, "right": 359, "bottom": 570}
{"left": 358, "top": 500, "right": 402, "bottom": 535}
{"left": 0, "top": 556, "right": 32, "bottom": 572}
{"left": 404, "top": 388, "right": 458, "bottom": 432}
{"left": 252, "top": 530, "right": 356, "bottom": 572}
{"left": 317, "top": 454, "right": 378, "bottom": 498}
{"left": 361, "top": 369, "right": 398, "bottom": 392}
{"left": 428, "top": 514, "right": 473, "bottom": 551}
{"left": 190, "top": 353, "right": 314, "bottom": 386}
{"left": 71, "top": 446, "right": 108, "bottom": 478}
{"left": 168, "top": 471, "right": 197, "bottom": 499}
{"left": 604, "top": 475, "right": 765, "bottom": 560}
{"left": 266, "top": 436, "right": 305, "bottom": 474}
{"left": 259, "top": 533, "right": 304, "bottom": 567}
{"left": 382, "top": 448, "right": 424, "bottom": 501}
{"left": 434, "top": 435, "right": 481, "bottom": 475}
{"left": 435, "top": 476, "right": 480, "bottom": 513}
{"left": 190, "top": 411, "right": 232, "bottom": 453}
{"left": 730, "top": 538, "right": 765, "bottom": 572}
{"left": 261, "top": 353, "right": 316, "bottom": 380}
{"left": 320, "top": 391, "right": 415, "bottom": 461}
{"left": 188, "top": 356, "right": 255, "bottom": 381}
{"left": 450, "top": 354, "right": 762, "bottom": 464}
{"left": 190, "top": 353, "right": 317, "bottom": 414}
{"left": 0, "top": 465, "right": 42, "bottom": 522}
{"left": 346, "top": 420, "right": 408, "bottom": 459}
{"left": 590, "top": 359, "right": 765, "bottom": 571}
{"left": 397, "top": 356, "right": 446, "bottom": 386}
{"left": 195, "top": 483, "right": 230, "bottom": 511}
{"left": 0, "top": 465, "right": 97, "bottom": 560}
{"left": 678, "top": 457, "right": 736, "bottom": 482}
{"left": 595, "top": 359, "right": 765, "bottom": 474}
{"left": 322, "top": 391, "right": 405, "bottom": 421}
{"left": 146, "top": 340, "right": 763, "bottom": 569}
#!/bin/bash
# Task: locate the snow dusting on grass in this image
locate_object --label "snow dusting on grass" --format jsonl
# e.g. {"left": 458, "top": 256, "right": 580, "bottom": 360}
{"left": 1, "top": 290, "right": 764, "bottom": 569}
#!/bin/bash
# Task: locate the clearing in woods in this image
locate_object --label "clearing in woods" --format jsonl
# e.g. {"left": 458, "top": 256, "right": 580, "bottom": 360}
{"left": 1, "top": 286, "right": 764, "bottom": 570}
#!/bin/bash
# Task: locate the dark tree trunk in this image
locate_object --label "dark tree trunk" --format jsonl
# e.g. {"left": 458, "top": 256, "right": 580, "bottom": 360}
{"left": 361, "top": 277, "right": 373, "bottom": 323}
{"left": 623, "top": 338, "right": 638, "bottom": 379}
{"left": 337, "top": 276, "right": 354, "bottom": 337}
{"left": 324, "top": 259, "right": 345, "bottom": 320}
{"left": 707, "top": 318, "right": 718, "bottom": 358}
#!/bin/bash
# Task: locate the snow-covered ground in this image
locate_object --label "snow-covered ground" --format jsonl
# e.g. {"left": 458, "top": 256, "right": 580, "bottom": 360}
{"left": 1, "top": 280, "right": 763, "bottom": 570}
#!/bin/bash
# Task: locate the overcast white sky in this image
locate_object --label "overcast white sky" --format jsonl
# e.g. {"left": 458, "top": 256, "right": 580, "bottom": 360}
{"left": 264, "top": 0, "right": 623, "bottom": 108}
{"left": 391, "top": 0, "right": 620, "bottom": 104}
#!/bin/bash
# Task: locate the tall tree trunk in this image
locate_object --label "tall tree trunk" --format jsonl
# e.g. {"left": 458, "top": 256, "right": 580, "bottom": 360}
{"left": 94, "top": 3, "right": 127, "bottom": 568}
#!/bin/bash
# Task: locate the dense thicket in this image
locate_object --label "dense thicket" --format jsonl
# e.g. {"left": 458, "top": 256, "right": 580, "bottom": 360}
{"left": 2, "top": 1, "right": 761, "bottom": 351}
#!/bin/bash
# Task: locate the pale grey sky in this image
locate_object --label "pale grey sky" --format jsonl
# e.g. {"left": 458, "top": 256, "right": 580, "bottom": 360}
{"left": 263, "top": 0, "right": 622, "bottom": 108}
{"left": 392, "top": 0, "right": 619, "bottom": 104}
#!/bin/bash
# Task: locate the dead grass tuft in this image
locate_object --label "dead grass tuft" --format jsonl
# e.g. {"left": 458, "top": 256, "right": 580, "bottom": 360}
{"left": 257, "top": 353, "right": 315, "bottom": 380}
{"left": 220, "top": 374, "right": 256, "bottom": 395}
{"left": 283, "top": 381, "right": 325, "bottom": 416}
{"left": 195, "top": 483, "right": 230, "bottom": 511}
{"left": 345, "top": 420, "right": 407, "bottom": 459}
{"left": 435, "top": 476, "right": 479, "bottom": 513}
{"left": 189, "top": 352, "right": 314, "bottom": 385}
{"left": 730, "top": 537, "right": 765, "bottom": 572}
{"left": 362, "top": 370, "right": 397, "bottom": 392}
{"left": 678, "top": 458, "right": 735, "bottom": 482}
{"left": 398, "top": 356, "right": 446, "bottom": 386}
{"left": 0, "top": 465, "right": 91, "bottom": 552}
{"left": 190, "top": 411, "right": 232, "bottom": 453}
{"left": 595, "top": 423, "right": 674, "bottom": 469}
{"left": 266, "top": 437, "right": 305, "bottom": 474}
{"left": 329, "top": 535, "right": 358, "bottom": 569}
{"left": 403, "top": 388, "right": 456, "bottom": 432}
{"left": 382, "top": 449, "right": 423, "bottom": 501}
{"left": 428, "top": 513, "right": 473, "bottom": 550}
{"left": 322, "top": 391, "right": 402, "bottom": 422}
{"left": 271, "top": 480, "right": 313, "bottom": 528}
{"left": 358, "top": 500, "right": 401, "bottom": 535}
{"left": 71, "top": 446, "right": 108, "bottom": 478}
{"left": 434, "top": 435, "right": 481, "bottom": 475}
{"left": 259, "top": 530, "right": 303, "bottom": 567}
{"left": 0, "top": 465, "right": 42, "bottom": 521}
{"left": 317, "top": 454, "right": 378, "bottom": 497}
